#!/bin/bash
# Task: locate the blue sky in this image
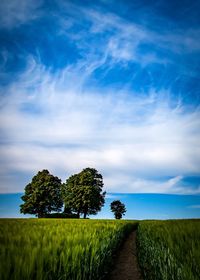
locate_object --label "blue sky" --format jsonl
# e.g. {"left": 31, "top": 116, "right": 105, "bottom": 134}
{"left": 0, "top": 0, "right": 200, "bottom": 218}
{"left": 0, "top": 193, "right": 200, "bottom": 219}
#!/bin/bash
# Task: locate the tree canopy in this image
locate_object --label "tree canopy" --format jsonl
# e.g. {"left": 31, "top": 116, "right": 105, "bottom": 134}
{"left": 20, "top": 169, "right": 63, "bottom": 218}
{"left": 110, "top": 200, "right": 126, "bottom": 219}
{"left": 62, "top": 168, "right": 106, "bottom": 218}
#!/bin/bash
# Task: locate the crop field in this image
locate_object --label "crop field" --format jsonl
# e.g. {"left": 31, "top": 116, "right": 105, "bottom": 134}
{"left": 1, "top": 219, "right": 200, "bottom": 280}
{"left": 137, "top": 219, "right": 200, "bottom": 280}
{"left": 0, "top": 219, "right": 137, "bottom": 280}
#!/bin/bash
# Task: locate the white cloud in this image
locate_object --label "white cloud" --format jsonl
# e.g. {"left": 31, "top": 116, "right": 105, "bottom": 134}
{"left": 105, "top": 194, "right": 126, "bottom": 199}
{"left": 0, "top": 57, "right": 200, "bottom": 193}
{"left": 104, "top": 174, "right": 200, "bottom": 194}
{"left": 0, "top": 2, "right": 200, "bottom": 194}
{"left": 0, "top": 0, "right": 43, "bottom": 29}
{"left": 62, "top": 4, "right": 200, "bottom": 68}
{"left": 188, "top": 205, "right": 200, "bottom": 209}
{"left": 59, "top": 6, "right": 165, "bottom": 66}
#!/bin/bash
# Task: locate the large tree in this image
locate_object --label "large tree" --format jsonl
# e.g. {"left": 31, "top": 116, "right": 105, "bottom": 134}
{"left": 63, "top": 168, "right": 106, "bottom": 218}
{"left": 20, "top": 169, "right": 63, "bottom": 218}
{"left": 110, "top": 200, "right": 126, "bottom": 219}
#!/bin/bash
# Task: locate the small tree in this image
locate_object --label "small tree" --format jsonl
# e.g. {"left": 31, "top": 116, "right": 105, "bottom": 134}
{"left": 110, "top": 200, "right": 126, "bottom": 219}
{"left": 20, "top": 169, "right": 63, "bottom": 218}
{"left": 62, "top": 168, "right": 106, "bottom": 218}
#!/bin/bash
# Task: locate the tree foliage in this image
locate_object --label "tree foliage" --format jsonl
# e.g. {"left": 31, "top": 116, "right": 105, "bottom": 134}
{"left": 62, "top": 168, "right": 106, "bottom": 218}
{"left": 20, "top": 169, "right": 63, "bottom": 217}
{"left": 110, "top": 200, "right": 126, "bottom": 219}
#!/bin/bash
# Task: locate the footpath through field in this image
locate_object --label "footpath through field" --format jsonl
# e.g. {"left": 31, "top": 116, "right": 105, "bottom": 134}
{"left": 107, "top": 230, "right": 142, "bottom": 280}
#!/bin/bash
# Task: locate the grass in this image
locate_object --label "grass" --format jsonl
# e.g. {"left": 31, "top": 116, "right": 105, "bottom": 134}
{"left": 137, "top": 219, "right": 200, "bottom": 280}
{"left": 0, "top": 219, "right": 137, "bottom": 280}
{"left": 2, "top": 218, "right": 200, "bottom": 280}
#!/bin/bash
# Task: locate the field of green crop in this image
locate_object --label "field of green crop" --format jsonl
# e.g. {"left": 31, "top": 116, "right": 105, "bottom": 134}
{"left": 0, "top": 219, "right": 137, "bottom": 280}
{"left": 137, "top": 219, "right": 200, "bottom": 280}
{"left": 1, "top": 218, "right": 200, "bottom": 280}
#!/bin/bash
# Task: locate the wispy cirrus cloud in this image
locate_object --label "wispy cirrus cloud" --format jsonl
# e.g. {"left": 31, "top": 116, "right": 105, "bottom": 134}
{"left": 59, "top": 3, "right": 200, "bottom": 66}
{"left": 188, "top": 205, "right": 200, "bottom": 209}
{"left": 0, "top": 0, "right": 43, "bottom": 29}
{"left": 0, "top": 54, "right": 200, "bottom": 193}
{"left": 0, "top": 1, "right": 200, "bottom": 194}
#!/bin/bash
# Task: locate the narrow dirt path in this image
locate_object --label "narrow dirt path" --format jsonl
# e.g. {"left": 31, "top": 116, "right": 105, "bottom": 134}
{"left": 107, "top": 230, "right": 142, "bottom": 280}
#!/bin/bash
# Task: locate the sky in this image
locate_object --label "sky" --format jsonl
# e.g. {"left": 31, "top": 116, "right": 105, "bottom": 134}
{"left": 0, "top": 0, "right": 200, "bottom": 218}
{"left": 0, "top": 193, "right": 200, "bottom": 219}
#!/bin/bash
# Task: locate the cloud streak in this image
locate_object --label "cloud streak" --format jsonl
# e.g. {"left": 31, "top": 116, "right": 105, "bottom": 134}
{"left": 0, "top": 0, "right": 43, "bottom": 29}
{"left": 0, "top": 55, "right": 200, "bottom": 193}
{"left": 0, "top": 0, "right": 200, "bottom": 194}
{"left": 188, "top": 205, "right": 200, "bottom": 209}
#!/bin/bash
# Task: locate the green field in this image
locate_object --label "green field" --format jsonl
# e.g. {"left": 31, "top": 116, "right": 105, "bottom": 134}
{"left": 0, "top": 219, "right": 136, "bottom": 280}
{"left": 1, "top": 219, "right": 200, "bottom": 280}
{"left": 137, "top": 219, "right": 200, "bottom": 280}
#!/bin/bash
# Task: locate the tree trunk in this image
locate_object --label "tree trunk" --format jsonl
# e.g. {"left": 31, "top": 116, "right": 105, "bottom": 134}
{"left": 38, "top": 212, "right": 45, "bottom": 218}
{"left": 83, "top": 212, "right": 87, "bottom": 219}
